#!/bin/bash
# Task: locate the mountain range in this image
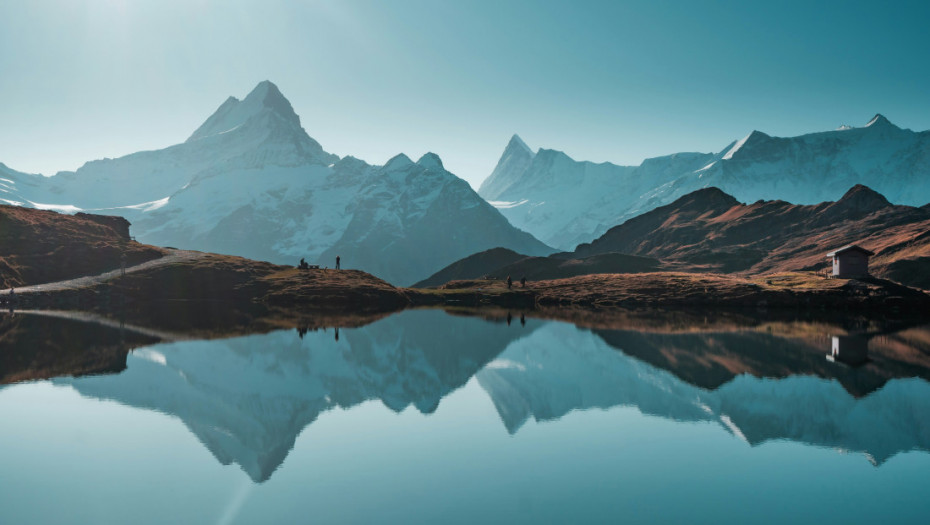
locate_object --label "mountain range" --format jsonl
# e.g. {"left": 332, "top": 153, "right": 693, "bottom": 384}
{"left": 481, "top": 116, "right": 930, "bottom": 250}
{"left": 0, "top": 81, "right": 550, "bottom": 285}
{"left": 420, "top": 184, "right": 930, "bottom": 290}
{"left": 3, "top": 81, "right": 929, "bottom": 288}
{"left": 574, "top": 184, "right": 930, "bottom": 287}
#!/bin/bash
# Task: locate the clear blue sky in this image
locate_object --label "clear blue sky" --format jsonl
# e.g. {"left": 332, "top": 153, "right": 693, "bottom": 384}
{"left": 1, "top": 0, "right": 928, "bottom": 188}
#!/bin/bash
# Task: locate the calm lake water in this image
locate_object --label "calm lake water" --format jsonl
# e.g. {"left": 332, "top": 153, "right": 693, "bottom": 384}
{"left": 1, "top": 308, "right": 929, "bottom": 524}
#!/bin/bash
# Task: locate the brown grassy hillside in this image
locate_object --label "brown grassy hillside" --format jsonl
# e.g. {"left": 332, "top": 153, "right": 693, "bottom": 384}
{"left": 0, "top": 205, "right": 164, "bottom": 288}
{"left": 574, "top": 185, "right": 930, "bottom": 287}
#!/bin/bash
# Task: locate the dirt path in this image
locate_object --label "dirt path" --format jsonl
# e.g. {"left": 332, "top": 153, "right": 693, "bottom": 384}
{"left": 8, "top": 249, "right": 207, "bottom": 294}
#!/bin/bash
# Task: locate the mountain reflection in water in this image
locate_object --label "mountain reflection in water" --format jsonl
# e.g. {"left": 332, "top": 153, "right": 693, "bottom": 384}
{"left": 3, "top": 307, "right": 930, "bottom": 482}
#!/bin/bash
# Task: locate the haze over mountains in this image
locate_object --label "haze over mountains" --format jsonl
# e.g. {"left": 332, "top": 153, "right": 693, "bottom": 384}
{"left": 481, "top": 116, "right": 930, "bottom": 250}
{"left": 0, "top": 81, "right": 550, "bottom": 285}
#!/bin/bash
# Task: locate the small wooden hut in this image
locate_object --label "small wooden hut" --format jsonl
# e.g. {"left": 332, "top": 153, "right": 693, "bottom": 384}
{"left": 826, "top": 245, "right": 874, "bottom": 278}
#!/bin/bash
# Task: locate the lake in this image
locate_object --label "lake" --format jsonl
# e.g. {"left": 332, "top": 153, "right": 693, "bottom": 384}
{"left": 1, "top": 308, "right": 929, "bottom": 524}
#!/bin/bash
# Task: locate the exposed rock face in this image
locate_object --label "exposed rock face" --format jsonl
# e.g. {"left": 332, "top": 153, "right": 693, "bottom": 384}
{"left": 75, "top": 213, "right": 131, "bottom": 240}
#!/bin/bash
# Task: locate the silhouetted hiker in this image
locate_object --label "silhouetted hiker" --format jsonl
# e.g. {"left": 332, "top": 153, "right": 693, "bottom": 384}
{"left": 299, "top": 257, "right": 306, "bottom": 269}
{"left": 336, "top": 255, "right": 341, "bottom": 270}
{"left": 520, "top": 313, "right": 526, "bottom": 326}
{"left": 520, "top": 276, "right": 526, "bottom": 288}
{"left": 506, "top": 276, "right": 512, "bottom": 289}
{"left": 507, "top": 312, "right": 513, "bottom": 326}
{"left": 335, "top": 327, "right": 340, "bottom": 341}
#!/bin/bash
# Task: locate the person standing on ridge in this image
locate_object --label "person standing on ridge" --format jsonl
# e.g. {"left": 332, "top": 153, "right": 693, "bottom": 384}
{"left": 506, "top": 276, "right": 512, "bottom": 289}
{"left": 336, "top": 255, "right": 341, "bottom": 270}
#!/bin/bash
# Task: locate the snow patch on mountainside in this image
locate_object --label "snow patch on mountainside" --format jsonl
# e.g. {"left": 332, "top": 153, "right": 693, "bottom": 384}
{"left": 722, "top": 132, "right": 754, "bottom": 160}
{"left": 29, "top": 202, "right": 84, "bottom": 213}
{"left": 488, "top": 199, "right": 529, "bottom": 209}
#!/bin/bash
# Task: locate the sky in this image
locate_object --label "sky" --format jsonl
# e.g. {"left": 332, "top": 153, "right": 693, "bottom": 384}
{"left": 1, "top": 0, "right": 928, "bottom": 189}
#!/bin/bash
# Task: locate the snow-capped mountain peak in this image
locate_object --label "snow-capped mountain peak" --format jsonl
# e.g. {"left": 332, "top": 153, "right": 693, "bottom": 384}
{"left": 186, "top": 80, "right": 302, "bottom": 142}
{"left": 866, "top": 113, "right": 894, "bottom": 128}
{"left": 722, "top": 130, "right": 772, "bottom": 160}
{"left": 0, "top": 80, "right": 552, "bottom": 285}
{"left": 477, "top": 133, "right": 538, "bottom": 200}
{"left": 507, "top": 134, "right": 533, "bottom": 156}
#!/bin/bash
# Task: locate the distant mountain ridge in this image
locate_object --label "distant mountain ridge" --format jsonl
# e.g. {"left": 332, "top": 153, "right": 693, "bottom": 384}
{"left": 413, "top": 248, "right": 660, "bottom": 288}
{"left": 0, "top": 81, "right": 551, "bottom": 285}
{"left": 481, "top": 115, "right": 930, "bottom": 250}
{"left": 574, "top": 184, "right": 930, "bottom": 287}
{"left": 419, "top": 185, "right": 930, "bottom": 290}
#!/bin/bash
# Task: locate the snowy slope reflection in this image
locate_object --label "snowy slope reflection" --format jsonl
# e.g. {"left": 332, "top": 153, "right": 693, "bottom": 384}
{"left": 49, "top": 309, "right": 930, "bottom": 481}
{"left": 55, "top": 310, "right": 541, "bottom": 481}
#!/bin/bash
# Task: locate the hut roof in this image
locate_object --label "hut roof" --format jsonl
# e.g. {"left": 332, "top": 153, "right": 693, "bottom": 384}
{"left": 826, "top": 244, "right": 875, "bottom": 258}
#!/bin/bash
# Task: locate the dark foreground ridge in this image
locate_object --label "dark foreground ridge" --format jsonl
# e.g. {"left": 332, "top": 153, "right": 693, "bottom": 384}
{"left": 406, "top": 272, "right": 930, "bottom": 312}
{"left": 420, "top": 185, "right": 930, "bottom": 290}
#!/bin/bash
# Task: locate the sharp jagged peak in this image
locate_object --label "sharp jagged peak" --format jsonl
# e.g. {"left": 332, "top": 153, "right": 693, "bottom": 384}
{"left": 865, "top": 113, "right": 894, "bottom": 128}
{"left": 186, "top": 80, "right": 302, "bottom": 142}
{"left": 477, "top": 134, "right": 538, "bottom": 199}
{"left": 506, "top": 134, "right": 533, "bottom": 156}
{"left": 722, "top": 130, "right": 771, "bottom": 160}
{"left": 416, "top": 152, "right": 444, "bottom": 171}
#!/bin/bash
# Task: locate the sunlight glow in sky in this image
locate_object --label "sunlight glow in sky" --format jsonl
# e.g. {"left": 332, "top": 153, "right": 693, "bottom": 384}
{"left": 1, "top": 0, "right": 928, "bottom": 188}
